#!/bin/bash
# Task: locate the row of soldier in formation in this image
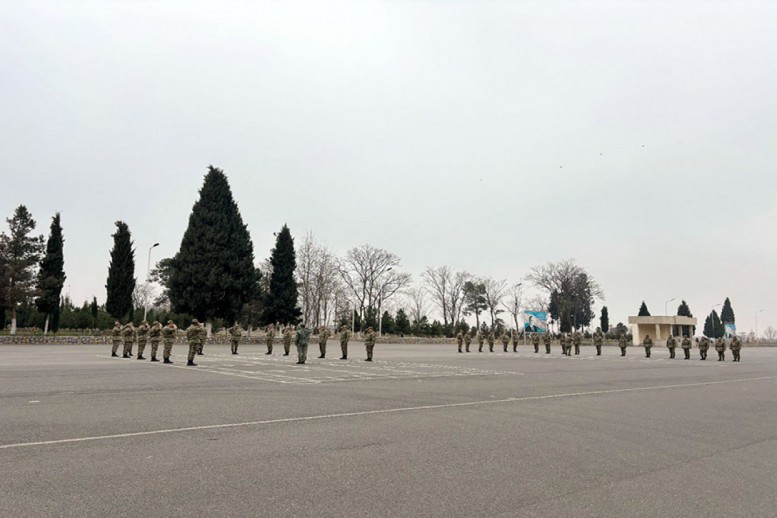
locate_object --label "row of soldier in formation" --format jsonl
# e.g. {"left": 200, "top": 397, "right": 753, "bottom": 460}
{"left": 455, "top": 329, "right": 744, "bottom": 361}
{"left": 109, "top": 321, "right": 378, "bottom": 366}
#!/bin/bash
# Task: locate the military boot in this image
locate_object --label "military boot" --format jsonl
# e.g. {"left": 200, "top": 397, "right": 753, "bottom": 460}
{"left": 111, "top": 353, "right": 119, "bottom": 357}
{"left": 187, "top": 360, "right": 197, "bottom": 366}
{"left": 150, "top": 357, "right": 159, "bottom": 362}
{"left": 163, "top": 358, "right": 173, "bottom": 364}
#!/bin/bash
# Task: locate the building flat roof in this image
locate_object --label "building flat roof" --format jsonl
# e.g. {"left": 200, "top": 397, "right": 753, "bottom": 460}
{"left": 627, "top": 316, "right": 697, "bottom": 325}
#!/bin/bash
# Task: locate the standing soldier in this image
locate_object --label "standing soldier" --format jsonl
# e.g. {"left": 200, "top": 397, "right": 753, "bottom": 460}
{"left": 477, "top": 329, "right": 485, "bottom": 352}
{"left": 265, "top": 324, "right": 276, "bottom": 355}
{"left": 698, "top": 336, "right": 710, "bottom": 360}
{"left": 185, "top": 319, "right": 203, "bottom": 366}
{"left": 121, "top": 321, "right": 136, "bottom": 358}
{"left": 318, "top": 326, "right": 330, "bottom": 359}
{"left": 364, "top": 326, "right": 376, "bottom": 362}
{"left": 196, "top": 323, "right": 207, "bottom": 356}
{"left": 643, "top": 334, "right": 654, "bottom": 358}
{"left": 593, "top": 328, "right": 604, "bottom": 356}
{"left": 148, "top": 321, "right": 162, "bottom": 362}
{"left": 560, "top": 333, "right": 569, "bottom": 356}
{"left": 456, "top": 330, "right": 464, "bottom": 353}
{"left": 572, "top": 330, "right": 582, "bottom": 355}
{"left": 136, "top": 320, "right": 150, "bottom": 360}
{"left": 531, "top": 332, "right": 540, "bottom": 353}
{"left": 339, "top": 325, "right": 350, "bottom": 359}
{"left": 618, "top": 333, "right": 628, "bottom": 356}
{"left": 666, "top": 334, "right": 677, "bottom": 359}
{"left": 681, "top": 335, "right": 692, "bottom": 360}
{"left": 110, "top": 321, "right": 122, "bottom": 357}
{"left": 730, "top": 335, "right": 742, "bottom": 362}
{"left": 501, "top": 332, "right": 510, "bottom": 352}
{"left": 161, "top": 320, "right": 177, "bottom": 364}
{"left": 543, "top": 332, "right": 552, "bottom": 354}
{"left": 464, "top": 329, "right": 472, "bottom": 353}
{"left": 715, "top": 336, "right": 726, "bottom": 361}
{"left": 487, "top": 329, "right": 495, "bottom": 352}
{"left": 511, "top": 329, "right": 519, "bottom": 352}
{"left": 296, "top": 323, "right": 311, "bottom": 364}
{"left": 228, "top": 323, "right": 242, "bottom": 355}
{"left": 282, "top": 325, "right": 293, "bottom": 356}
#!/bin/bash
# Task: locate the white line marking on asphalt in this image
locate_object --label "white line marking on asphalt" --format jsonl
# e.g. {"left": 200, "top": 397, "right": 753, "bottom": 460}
{"left": 2, "top": 375, "right": 776, "bottom": 450}
{"left": 28, "top": 401, "right": 39, "bottom": 404}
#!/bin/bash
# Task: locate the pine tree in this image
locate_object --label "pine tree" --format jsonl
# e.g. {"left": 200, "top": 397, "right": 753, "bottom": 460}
{"left": 261, "top": 224, "right": 301, "bottom": 325}
{"left": 381, "top": 310, "right": 395, "bottom": 334}
{"left": 35, "top": 213, "right": 66, "bottom": 335}
{"left": 638, "top": 301, "right": 650, "bottom": 316}
{"left": 395, "top": 308, "right": 411, "bottom": 335}
{"left": 599, "top": 306, "right": 609, "bottom": 332}
{"left": 720, "top": 297, "right": 735, "bottom": 324}
{"left": 1, "top": 205, "right": 44, "bottom": 334}
{"left": 168, "top": 166, "right": 258, "bottom": 326}
{"left": 105, "top": 221, "right": 136, "bottom": 320}
{"left": 703, "top": 310, "right": 724, "bottom": 338}
{"left": 676, "top": 300, "right": 694, "bottom": 336}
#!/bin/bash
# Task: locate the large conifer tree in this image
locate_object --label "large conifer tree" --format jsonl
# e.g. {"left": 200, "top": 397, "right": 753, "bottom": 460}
{"left": 261, "top": 224, "right": 301, "bottom": 325}
{"left": 676, "top": 299, "right": 694, "bottom": 336}
{"left": 105, "top": 221, "right": 136, "bottom": 319}
{"left": 638, "top": 301, "right": 650, "bottom": 316}
{"left": 599, "top": 306, "right": 609, "bottom": 332}
{"left": 168, "top": 166, "right": 257, "bottom": 324}
{"left": 36, "top": 213, "right": 66, "bottom": 334}
{"left": 720, "top": 297, "right": 735, "bottom": 324}
{"left": 1, "top": 205, "right": 44, "bottom": 334}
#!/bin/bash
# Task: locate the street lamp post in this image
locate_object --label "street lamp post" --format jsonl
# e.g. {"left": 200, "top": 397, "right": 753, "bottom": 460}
{"left": 756, "top": 309, "right": 765, "bottom": 343}
{"left": 143, "top": 243, "right": 160, "bottom": 321}
{"left": 665, "top": 298, "right": 676, "bottom": 316}
{"left": 709, "top": 303, "right": 722, "bottom": 337}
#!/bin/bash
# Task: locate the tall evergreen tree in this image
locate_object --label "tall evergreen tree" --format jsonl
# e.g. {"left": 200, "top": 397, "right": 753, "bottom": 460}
{"left": 395, "top": 308, "right": 411, "bottom": 335}
{"left": 1, "top": 205, "right": 44, "bottom": 334}
{"left": 676, "top": 299, "right": 694, "bottom": 336}
{"left": 35, "top": 213, "right": 66, "bottom": 335}
{"left": 261, "top": 224, "right": 301, "bottom": 325}
{"left": 703, "top": 310, "right": 724, "bottom": 338}
{"left": 168, "top": 166, "right": 258, "bottom": 326}
{"left": 105, "top": 221, "right": 136, "bottom": 320}
{"left": 599, "top": 306, "right": 609, "bottom": 332}
{"left": 720, "top": 297, "right": 735, "bottom": 324}
{"left": 638, "top": 301, "right": 650, "bottom": 316}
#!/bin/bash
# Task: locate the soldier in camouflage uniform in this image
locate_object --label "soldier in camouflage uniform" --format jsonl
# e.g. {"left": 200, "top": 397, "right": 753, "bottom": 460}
{"left": 318, "top": 326, "right": 330, "bottom": 358}
{"left": 464, "top": 329, "right": 472, "bottom": 353}
{"left": 543, "top": 332, "right": 551, "bottom": 354}
{"left": 110, "top": 321, "right": 122, "bottom": 357}
{"left": 196, "top": 323, "right": 206, "bottom": 356}
{"left": 477, "top": 330, "right": 485, "bottom": 352}
{"left": 714, "top": 337, "right": 726, "bottom": 361}
{"left": 560, "top": 333, "right": 569, "bottom": 356}
{"left": 456, "top": 330, "right": 464, "bottom": 353}
{"left": 136, "top": 320, "right": 150, "bottom": 360}
{"left": 282, "top": 325, "right": 293, "bottom": 356}
{"left": 531, "top": 332, "right": 540, "bottom": 353}
{"left": 643, "top": 334, "right": 654, "bottom": 358}
{"left": 296, "top": 323, "right": 311, "bottom": 364}
{"left": 698, "top": 336, "right": 710, "bottom": 360}
{"left": 681, "top": 335, "right": 692, "bottom": 360}
{"left": 666, "top": 334, "right": 677, "bottom": 359}
{"left": 501, "top": 332, "right": 510, "bottom": 352}
{"left": 487, "top": 329, "right": 495, "bottom": 352}
{"left": 148, "top": 321, "right": 162, "bottom": 362}
{"left": 339, "top": 325, "right": 350, "bottom": 359}
{"left": 228, "top": 323, "right": 242, "bottom": 355}
{"left": 618, "top": 333, "right": 628, "bottom": 356}
{"left": 185, "top": 319, "right": 204, "bottom": 366}
{"left": 161, "top": 320, "right": 177, "bottom": 364}
{"left": 121, "top": 322, "right": 136, "bottom": 358}
{"left": 593, "top": 329, "right": 604, "bottom": 356}
{"left": 572, "top": 331, "right": 582, "bottom": 355}
{"left": 265, "top": 324, "right": 276, "bottom": 355}
{"left": 730, "top": 335, "right": 742, "bottom": 362}
{"left": 511, "top": 330, "right": 519, "bottom": 352}
{"left": 364, "top": 326, "right": 376, "bottom": 361}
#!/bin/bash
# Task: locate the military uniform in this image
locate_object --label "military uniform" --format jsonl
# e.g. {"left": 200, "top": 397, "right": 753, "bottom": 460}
{"left": 572, "top": 331, "right": 582, "bottom": 355}
{"left": 196, "top": 323, "right": 206, "bottom": 355}
{"left": 296, "top": 324, "right": 311, "bottom": 364}
{"left": 730, "top": 336, "right": 742, "bottom": 362}
{"left": 501, "top": 333, "right": 510, "bottom": 352}
{"left": 542, "top": 332, "right": 551, "bottom": 354}
{"left": 339, "top": 325, "right": 350, "bottom": 359}
{"left": 121, "top": 323, "right": 136, "bottom": 358}
{"left": 715, "top": 337, "right": 726, "bottom": 361}
{"left": 136, "top": 321, "right": 150, "bottom": 359}
{"left": 531, "top": 333, "right": 540, "bottom": 353}
{"left": 282, "top": 326, "right": 293, "bottom": 356}
{"left": 666, "top": 335, "right": 677, "bottom": 359}
{"left": 110, "top": 322, "right": 122, "bottom": 357}
{"left": 593, "top": 330, "right": 604, "bottom": 356}
{"left": 464, "top": 330, "right": 472, "bottom": 353}
{"left": 512, "top": 331, "right": 519, "bottom": 352}
{"left": 680, "top": 336, "right": 692, "bottom": 359}
{"left": 643, "top": 335, "right": 654, "bottom": 358}
{"left": 560, "top": 333, "right": 570, "bottom": 356}
{"left": 148, "top": 321, "right": 162, "bottom": 362}
{"left": 228, "top": 324, "right": 242, "bottom": 354}
{"left": 364, "top": 327, "right": 376, "bottom": 361}
{"left": 698, "top": 336, "right": 710, "bottom": 360}
{"left": 185, "top": 320, "right": 204, "bottom": 366}
{"left": 477, "top": 331, "right": 484, "bottom": 352}
{"left": 318, "top": 327, "right": 330, "bottom": 358}
{"left": 487, "top": 331, "right": 495, "bottom": 352}
{"left": 265, "top": 325, "right": 276, "bottom": 355}
{"left": 456, "top": 331, "right": 464, "bottom": 353}
{"left": 618, "top": 334, "right": 628, "bottom": 356}
{"left": 161, "top": 321, "right": 177, "bottom": 363}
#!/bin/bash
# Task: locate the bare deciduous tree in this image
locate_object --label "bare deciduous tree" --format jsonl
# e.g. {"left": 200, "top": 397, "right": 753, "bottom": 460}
{"left": 405, "top": 285, "right": 430, "bottom": 324}
{"left": 764, "top": 325, "right": 777, "bottom": 341}
{"left": 297, "top": 232, "right": 342, "bottom": 328}
{"left": 482, "top": 277, "right": 507, "bottom": 329}
{"left": 526, "top": 258, "right": 603, "bottom": 299}
{"left": 422, "top": 266, "right": 470, "bottom": 326}
{"left": 502, "top": 282, "right": 524, "bottom": 332}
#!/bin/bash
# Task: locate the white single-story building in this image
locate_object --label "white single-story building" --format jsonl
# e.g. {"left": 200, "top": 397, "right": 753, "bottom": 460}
{"left": 628, "top": 316, "right": 698, "bottom": 346}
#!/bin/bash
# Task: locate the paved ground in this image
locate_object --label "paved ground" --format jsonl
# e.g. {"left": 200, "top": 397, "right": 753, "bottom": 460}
{"left": 2, "top": 342, "right": 776, "bottom": 517}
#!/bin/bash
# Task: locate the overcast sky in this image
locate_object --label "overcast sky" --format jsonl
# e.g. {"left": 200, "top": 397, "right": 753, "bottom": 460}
{"left": 2, "top": 1, "right": 775, "bottom": 333}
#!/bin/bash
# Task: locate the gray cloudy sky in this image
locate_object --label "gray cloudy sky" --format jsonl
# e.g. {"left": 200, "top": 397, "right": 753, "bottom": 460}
{"left": 2, "top": 1, "right": 775, "bottom": 333}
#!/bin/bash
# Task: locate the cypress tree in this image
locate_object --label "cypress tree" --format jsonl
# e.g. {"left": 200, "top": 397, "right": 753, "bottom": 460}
{"left": 105, "top": 221, "right": 136, "bottom": 320}
{"left": 168, "top": 166, "right": 258, "bottom": 325}
{"left": 676, "top": 300, "right": 693, "bottom": 336}
{"left": 35, "top": 213, "right": 66, "bottom": 334}
{"left": 599, "top": 306, "right": 609, "bottom": 332}
{"left": 703, "top": 310, "right": 724, "bottom": 338}
{"left": 720, "top": 297, "right": 735, "bottom": 324}
{"left": 395, "top": 308, "right": 411, "bottom": 335}
{"left": 638, "top": 301, "right": 650, "bottom": 316}
{"left": 261, "top": 224, "right": 301, "bottom": 325}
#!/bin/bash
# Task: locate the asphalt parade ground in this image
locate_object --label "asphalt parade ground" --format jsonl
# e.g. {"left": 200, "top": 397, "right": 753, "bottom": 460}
{"left": 2, "top": 343, "right": 777, "bottom": 517}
